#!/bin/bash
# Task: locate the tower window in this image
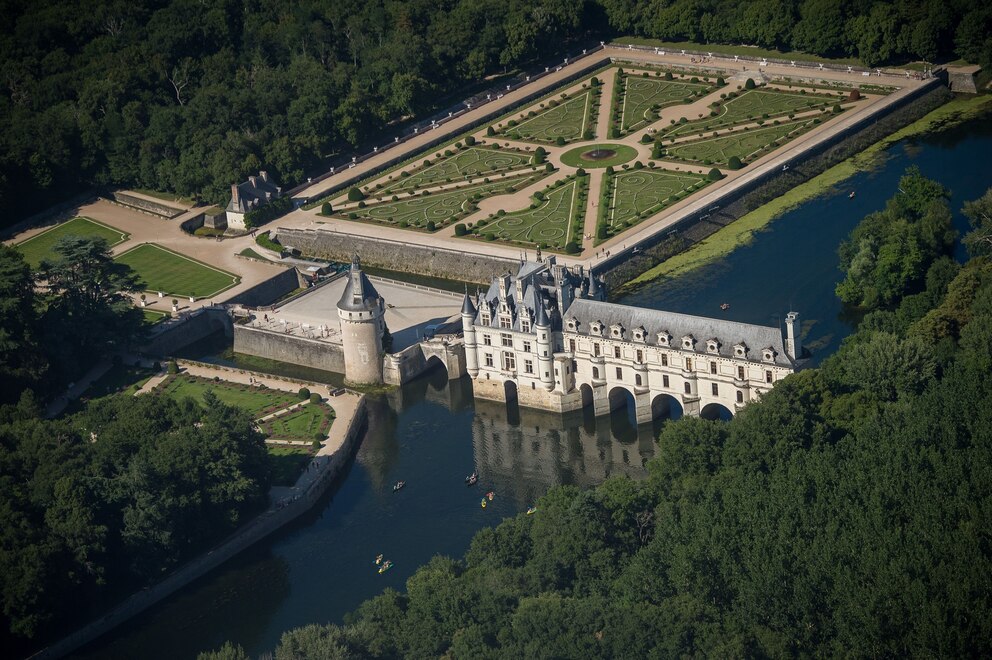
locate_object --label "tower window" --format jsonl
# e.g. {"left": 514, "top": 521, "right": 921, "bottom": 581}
{"left": 636, "top": 350, "right": 643, "bottom": 363}
{"left": 685, "top": 358, "right": 693, "bottom": 371}
{"left": 616, "top": 367, "right": 622, "bottom": 379}
{"left": 594, "top": 343, "right": 601, "bottom": 357}
{"left": 569, "top": 339, "right": 576, "bottom": 353}
{"left": 521, "top": 320, "right": 530, "bottom": 332}
{"left": 661, "top": 354, "right": 668, "bottom": 367}
{"left": 593, "top": 367, "right": 600, "bottom": 379}
{"left": 501, "top": 333, "right": 512, "bottom": 347}
{"left": 635, "top": 374, "right": 642, "bottom": 386}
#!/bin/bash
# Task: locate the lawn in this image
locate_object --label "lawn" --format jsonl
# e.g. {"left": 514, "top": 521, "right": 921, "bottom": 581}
{"left": 477, "top": 174, "right": 587, "bottom": 248}
{"left": 157, "top": 373, "right": 299, "bottom": 417}
{"left": 340, "top": 172, "right": 546, "bottom": 230}
{"left": 258, "top": 402, "right": 334, "bottom": 441}
{"left": 15, "top": 216, "right": 130, "bottom": 267}
{"left": 267, "top": 445, "right": 314, "bottom": 487}
{"left": 617, "top": 74, "right": 711, "bottom": 134}
{"left": 664, "top": 119, "right": 816, "bottom": 165}
{"left": 606, "top": 169, "right": 709, "bottom": 228}
{"left": 560, "top": 144, "right": 638, "bottom": 169}
{"left": 142, "top": 309, "right": 169, "bottom": 325}
{"left": 500, "top": 89, "right": 595, "bottom": 143}
{"left": 380, "top": 147, "right": 535, "bottom": 194}
{"left": 114, "top": 243, "right": 240, "bottom": 299}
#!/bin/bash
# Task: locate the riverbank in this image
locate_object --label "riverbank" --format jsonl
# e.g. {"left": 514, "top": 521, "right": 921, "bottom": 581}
{"left": 619, "top": 94, "right": 992, "bottom": 291}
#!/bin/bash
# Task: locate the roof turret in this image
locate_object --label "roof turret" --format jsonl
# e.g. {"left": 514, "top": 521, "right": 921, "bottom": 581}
{"left": 337, "top": 255, "right": 381, "bottom": 312}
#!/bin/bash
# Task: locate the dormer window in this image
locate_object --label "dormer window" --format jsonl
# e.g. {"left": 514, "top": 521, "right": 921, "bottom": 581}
{"left": 565, "top": 317, "right": 578, "bottom": 332}
{"left": 610, "top": 324, "right": 624, "bottom": 339}
{"left": 521, "top": 319, "right": 531, "bottom": 333}
{"left": 657, "top": 332, "right": 671, "bottom": 347}
{"left": 632, "top": 326, "right": 646, "bottom": 342}
{"left": 499, "top": 315, "right": 512, "bottom": 329}
{"left": 706, "top": 339, "right": 720, "bottom": 354}
{"left": 590, "top": 321, "right": 604, "bottom": 337}
{"left": 762, "top": 347, "right": 776, "bottom": 363}
{"left": 682, "top": 334, "right": 695, "bottom": 350}
{"left": 734, "top": 342, "right": 748, "bottom": 358}
{"left": 481, "top": 310, "right": 490, "bottom": 325}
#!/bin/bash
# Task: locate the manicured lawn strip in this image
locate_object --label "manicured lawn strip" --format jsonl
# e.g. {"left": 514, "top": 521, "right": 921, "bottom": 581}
{"left": 267, "top": 445, "right": 314, "bottom": 487}
{"left": 114, "top": 243, "right": 240, "bottom": 299}
{"left": 380, "top": 146, "right": 534, "bottom": 194}
{"left": 156, "top": 374, "right": 299, "bottom": 417}
{"left": 258, "top": 403, "right": 334, "bottom": 441}
{"left": 606, "top": 168, "right": 709, "bottom": 229}
{"left": 15, "top": 217, "right": 130, "bottom": 267}
{"left": 142, "top": 309, "right": 169, "bottom": 325}
{"left": 663, "top": 118, "right": 818, "bottom": 165}
{"left": 472, "top": 174, "right": 587, "bottom": 249}
{"left": 560, "top": 144, "right": 639, "bottom": 169}
{"left": 239, "top": 247, "right": 267, "bottom": 260}
{"left": 500, "top": 89, "right": 592, "bottom": 144}
{"left": 334, "top": 172, "right": 548, "bottom": 231}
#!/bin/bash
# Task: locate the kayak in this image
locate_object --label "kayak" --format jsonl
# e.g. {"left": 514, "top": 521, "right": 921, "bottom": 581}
{"left": 527, "top": 506, "right": 537, "bottom": 515}
{"left": 378, "top": 560, "right": 393, "bottom": 574}
{"left": 375, "top": 554, "right": 383, "bottom": 565}
{"left": 481, "top": 498, "right": 487, "bottom": 508}
{"left": 393, "top": 481, "right": 405, "bottom": 492}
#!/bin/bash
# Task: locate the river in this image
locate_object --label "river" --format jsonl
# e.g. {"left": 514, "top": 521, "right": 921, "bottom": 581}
{"left": 75, "top": 106, "right": 991, "bottom": 659}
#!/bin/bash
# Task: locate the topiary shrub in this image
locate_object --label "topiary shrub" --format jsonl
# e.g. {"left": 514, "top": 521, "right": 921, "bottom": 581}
{"left": 597, "top": 225, "right": 608, "bottom": 239}
{"left": 555, "top": 136, "right": 566, "bottom": 146}
{"left": 486, "top": 126, "right": 495, "bottom": 136}
{"left": 454, "top": 223, "right": 467, "bottom": 236}
{"left": 564, "top": 241, "right": 580, "bottom": 254}
{"left": 485, "top": 233, "right": 496, "bottom": 241}
{"left": 576, "top": 168, "right": 586, "bottom": 177}
{"left": 664, "top": 71, "right": 673, "bottom": 81}
{"left": 609, "top": 128, "right": 620, "bottom": 139}
{"left": 708, "top": 167, "right": 724, "bottom": 181}
{"left": 321, "top": 201, "right": 332, "bottom": 215}
{"left": 426, "top": 220, "right": 436, "bottom": 232}
{"left": 167, "top": 360, "right": 179, "bottom": 375}
{"left": 605, "top": 166, "right": 614, "bottom": 175}
{"left": 464, "top": 135, "right": 476, "bottom": 146}
{"left": 298, "top": 387, "right": 311, "bottom": 400}
{"left": 545, "top": 163, "right": 554, "bottom": 172}
{"left": 832, "top": 103, "right": 842, "bottom": 113}
{"left": 310, "top": 393, "right": 321, "bottom": 404}
{"left": 347, "top": 187, "right": 365, "bottom": 202}
{"left": 727, "top": 156, "right": 743, "bottom": 170}
{"left": 848, "top": 89, "right": 861, "bottom": 101}
{"left": 744, "top": 78, "right": 755, "bottom": 90}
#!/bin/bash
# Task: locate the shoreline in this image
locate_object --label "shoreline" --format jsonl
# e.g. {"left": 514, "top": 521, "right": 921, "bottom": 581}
{"left": 618, "top": 94, "right": 992, "bottom": 292}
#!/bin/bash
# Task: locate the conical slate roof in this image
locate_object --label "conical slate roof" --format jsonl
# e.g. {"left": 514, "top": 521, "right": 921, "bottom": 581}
{"left": 587, "top": 270, "right": 600, "bottom": 298}
{"left": 461, "top": 290, "right": 477, "bottom": 316}
{"left": 534, "top": 299, "right": 550, "bottom": 327}
{"left": 337, "top": 255, "right": 381, "bottom": 312}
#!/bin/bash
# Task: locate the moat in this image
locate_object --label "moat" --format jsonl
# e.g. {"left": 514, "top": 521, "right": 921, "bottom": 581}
{"left": 77, "top": 107, "right": 992, "bottom": 659}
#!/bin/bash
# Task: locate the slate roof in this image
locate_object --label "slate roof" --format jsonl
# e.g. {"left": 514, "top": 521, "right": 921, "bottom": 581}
{"left": 228, "top": 171, "right": 280, "bottom": 214}
{"left": 337, "top": 256, "right": 381, "bottom": 312}
{"left": 564, "top": 299, "right": 793, "bottom": 366}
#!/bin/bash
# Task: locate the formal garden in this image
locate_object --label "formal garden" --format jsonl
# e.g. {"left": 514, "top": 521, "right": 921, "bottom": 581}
{"left": 114, "top": 243, "right": 241, "bottom": 299}
{"left": 379, "top": 144, "right": 536, "bottom": 194}
{"left": 600, "top": 166, "right": 711, "bottom": 235}
{"left": 157, "top": 373, "right": 300, "bottom": 414}
{"left": 497, "top": 83, "right": 601, "bottom": 144}
{"left": 660, "top": 117, "right": 821, "bottom": 167}
{"left": 612, "top": 69, "right": 718, "bottom": 136}
{"left": 14, "top": 216, "right": 130, "bottom": 267}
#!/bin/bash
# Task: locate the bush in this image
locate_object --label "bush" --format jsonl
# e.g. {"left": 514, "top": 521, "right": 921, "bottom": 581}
{"left": 664, "top": 71, "right": 673, "bottom": 80}
{"left": 485, "top": 233, "right": 496, "bottom": 241}
{"left": 833, "top": 104, "right": 842, "bottom": 113}
{"left": 555, "top": 136, "right": 566, "bottom": 146}
{"left": 486, "top": 125, "right": 495, "bottom": 136}
{"left": 597, "top": 225, "right": 608, "bottom": 239}
{"left": 708, "top": 167, "right": 724, "bottom": 181}
{"left": 166, "top": 360, "right": 179, "bottom": 375}
{"left": 545, "top": 163, "right": 554, "bottom": 172}
{"left": 357, "top": 201, "right": 366, "bottom": 208}
{"left": 640, "top": 133, "right": 652, "bottom": 144}
{"left": 717, "top": 77, "right": 725, "bottom": 85}
{"left": 849, "top": 89, "right": 861, "bottom": 101}
{"left": 320, "top": 201, "right": 332, "bottom": 215}
{"left": 609, "top": 128, "right": 620, "bottom": 139}
{"left": 605, "top": 166, "right": 614, "bottom": 175}
{"left": 298, "top": 387, "right": 311, "bottom": 400}
{"left": 744, "top": 78, "right": 755, "bottom": 90}
{"left": 426, "top": 220, "right": 436, "bottom": 232}
{"left": 454, "top": 223, "right": 467, "bottom": 236}
{"left": 727, "top": 156, "right": 743, "bottom": 170}
{"left": 591, "top": 76, "right": 599, "bottom": 86}
{"left": 576, "top": 168, "right": 586, "bottom": 177}
{"left": 564, "top": 241, "right": 580, "bottom": 254}
{"left": 309, "top": 393, "right": 321, "bottom": 404}
{"left": 347, "top": 187, "right": 365, "bottom": 202}
{"left": 634, "top": 161, "right": 643, "bottom": 169}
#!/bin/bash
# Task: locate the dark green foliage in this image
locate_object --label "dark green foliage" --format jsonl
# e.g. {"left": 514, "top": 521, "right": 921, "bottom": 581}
{"left": 309, "top": 393, "right": 321, "bottom": 404}
{"left": 320, "top": 202, "right": 332, "bottom": 215}
{"left": 744, "top": 77, "right": 756, "bottom": 89}
{"left": 297, "top": 387, "right": 310, "bottom": 400}
{"left": 426, "top": 220, "right": 436, "bottom": 232}
{"left": 564, "top": 241, "right": 580, "bottom": 254}
{"left": 576, "top": 168, "right": 586, "bottom": 177}
{"left": 486, "top": 126, "right": 496, "bottom": 137}
{"left": 707, "top": 167, "right": 724, "bottom": 181}
{"left": 347, "top": 187, "right": 365, "bottom": 203}
{"left": 962, "top": 187, "right": 992, "bottom": 257}
{"left": 454, "top": 223, "right": 467, "bottom": 236}
{"left": 243, "top": 196, "right": 292, "bottom": 229}
{"left": 727, "top": 155, "right": 742, "bottom": 169}
{"left": 167, "top": 360, "right": 179, "bottom": 375}
{"left": 555, "top": 136, "right": 566, "bottom": 146}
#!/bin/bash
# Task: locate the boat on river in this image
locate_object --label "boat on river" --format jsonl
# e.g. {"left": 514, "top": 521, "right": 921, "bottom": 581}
{"left": 527, "top": 506, "right": 538, "bottom": 515}
{"left": 393, "top": 481, "right": 405, "bottom": 492}
{"left": 378, "top": 560, "right": 393, "bottom": 574}
{"left": 375, "top": 554, "right": 383, "bottom": 565}
{"left": 465, "top": 472, "right": 478, "bottom": 486}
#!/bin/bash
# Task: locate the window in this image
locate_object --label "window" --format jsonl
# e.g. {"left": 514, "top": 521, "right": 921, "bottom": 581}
{"left": 483, "top": 334, "right": 492, "bottom": 346}
{"left": 710, "top": 361, "right": 717, "bottom": 374}
{"left": 593, "top": 367, "right": 600, "bottom": 379}
{"left": 684, "top": 382, "right": 691, "bottom": 394}
{"left": 635, "top": 374, "right": 643, "bottom": 386}
{"left": 614, "top": 346, "right": 621, "bottom": 359}
{"left": 663, "top": 375, "right": 669, "bottom": 388}
{"left": 484, "top": 353, "right": 493, "bottom": 367}
{"left": 765, "top": 370, "right": 773, "bottom": 383}
{"left": 661, "top": 354, "right": 668, "bottom": 367}
{"left": 522, "top": 341, "right": 531, "bottom": 353}
{"left": 569, "top": 339, "right": 576, "bottom": 353}
{"left": 685, "top": 358, "right": 693, "bottom": 371}
{"left": 738, "top": 365, "right": 745, "bottom": 380}
{"left": 524, "top": 359, "right": 534, "bottom": 374}
{"left": 502, "top": 352, "right": 515, "bottom": 371}
{"left": 499, "top": 316, "right": 511, "bottom": 329}
{"left": 501, "top": 333, "right": 512, "bottom": 347}
{"left": 616, "top": 367, "right": 623, "bottom": 379}
{"left": 594, "top": 343, "right": 601, "bottom": 357}
{"left": 636, "top": 349, "right": 643, "bottom": 363}
{"left": 481, "top": 313, "right": 490, "bottom": 325}
{"left": 521, "top": 319, "right": 530, "bottom": 332}
{"left": 712, "top": 383, "right": 719, "bottom": 396}
{"left": 736, "top": 390, "right": 744, "bottom": 403}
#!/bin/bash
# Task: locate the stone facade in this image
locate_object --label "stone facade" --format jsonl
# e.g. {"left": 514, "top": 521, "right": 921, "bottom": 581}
{"left": 462, "top": 257, "right": 801, "bottom": 421}
{"left": 227, "top": 171, "right": 281, "bottom": 231}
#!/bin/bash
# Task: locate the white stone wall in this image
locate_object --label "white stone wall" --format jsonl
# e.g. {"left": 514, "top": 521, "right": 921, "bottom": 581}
{"left": 338, "top": 304, "right": 384, "bottom": 386}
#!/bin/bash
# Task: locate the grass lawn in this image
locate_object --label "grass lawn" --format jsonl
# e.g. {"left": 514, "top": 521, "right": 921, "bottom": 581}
{"left": 267, "top": 445, "right": 314, "bottom": 487}
{"left": 157, "top": 373, "right": 299, "bottom": 417}
{"left": 115, "top": 243, "right": 240, "bottom": 299}
{"left": 381, "top": 147, "right": 534, "bottom": 194}
{"left": 258, "top": 403, "right": 334, "bottom": 441}
{"left": 617, "top": 74, "right": 711, "bottom": 134}
{"left": 339, "top": 172, "right": 546, "bottom": 230}
{"left": 239, "top": 247, "right": 267, "bottom": 260}
{"left": 142, "top": 309, "right": 169, "bottom": 325}
{"left": 15, "top": 217, "right": 130, "bottom": 268}
{"left": 606, "top": 169, "right": 709, "bottom": 228}
{"left": 664, "top": 118, "right": 816, "bottom": 165}
{"left": 477, "top": 174, "right": 586, "bottom": 248}
{"left": 560, "top": 144, "right": 638, "bottom": 169}
{"left": 62, "top": 363, "right": 157, "bottom": 417}
{"left": 500, "top": 89, "right": 595, "bottom": 144}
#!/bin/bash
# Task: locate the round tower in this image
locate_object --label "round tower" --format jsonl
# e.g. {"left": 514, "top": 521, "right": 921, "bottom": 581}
{"left": 461, "top": 290, "right": 479, "bottom": 377}
{"left": 337, "top": 256, "right": 385, "bottom": 386}
{"left": 535, "top": 301, "right": 554, "bottom": 391}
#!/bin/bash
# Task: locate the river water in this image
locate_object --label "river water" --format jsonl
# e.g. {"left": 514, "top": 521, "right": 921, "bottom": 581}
{"left": 76, "top": 107, "right": 991, "bottom": 659}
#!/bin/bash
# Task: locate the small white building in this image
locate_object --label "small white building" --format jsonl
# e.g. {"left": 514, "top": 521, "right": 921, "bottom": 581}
{"left": 462, "top": 257, "right": 802, "bottom": 421}
{"left": 226, "top": 170, "right": 281, "bottom": 231}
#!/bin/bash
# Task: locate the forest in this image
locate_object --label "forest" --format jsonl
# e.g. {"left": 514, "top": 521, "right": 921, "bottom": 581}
{"left": 199, "top": 173, "right": 992, "bottom": 657}
{"left": 1, "top": 0, "right": 989, "bottom": 226}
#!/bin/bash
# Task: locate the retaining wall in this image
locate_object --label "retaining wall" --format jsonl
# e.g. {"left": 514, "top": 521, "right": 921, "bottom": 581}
{"left": 141, "top": 307, "right": 232, "bottom": 357}
{"left": 226, "top": 267, "right": 303, "bottom": 307}
{"left": 109, "top": 192, "right": 185, "bottom": 218}
{"left": 234, "top": 325, "right": 346, "bottom": 373}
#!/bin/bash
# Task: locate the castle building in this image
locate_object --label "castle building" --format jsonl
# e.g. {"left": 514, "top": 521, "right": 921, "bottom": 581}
{"left": 226, "top": 170, "right": 281, "bottom": 231}
{"left": 336, "top": 256, "right": 386, "bottom": 386}
{"left": 461, "top": 256, "right": 801, "bottom": 420}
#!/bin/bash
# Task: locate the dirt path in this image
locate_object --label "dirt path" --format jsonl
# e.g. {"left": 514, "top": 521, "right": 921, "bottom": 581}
{"left": 595, "top": 68, "right": 617, "bottom": 139}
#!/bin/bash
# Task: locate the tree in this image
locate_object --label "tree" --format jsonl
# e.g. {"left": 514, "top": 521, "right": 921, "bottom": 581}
{"left": 707, "top": 168, "right": 723, "bottom": 181}
{"left": 0, "top": 246, "right": 46, "bottom": 401}
{"left": 298, "top": 387, "right": 311, "bottom": 400}
{"left": 962, "top": 187, "right": 992, "bottom": 256}
{"left": 347, "top": 187, "right": 365, "bottom": 202}
{"left": 727, "top": 156, "right": 742, "bottom": 169}
{"left": 320, "top": 202, "right": 332, "bottom": 215}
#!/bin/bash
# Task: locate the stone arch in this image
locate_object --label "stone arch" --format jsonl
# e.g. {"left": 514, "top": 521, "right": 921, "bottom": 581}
{"left": 424, "top": 354, "right": 448, "bottom": 377}
{"left": 607, "top": 386, "right": 636, "bottom": 414}
{"left": 503, "top": 379, "right": 518, "bottom": 403}
{"left": 580, "top": 383, "right": 594, "bottom": 408}
{"left": 650, "top": 393, "right": 683, "bottom": 421}
{"left": 503, "top": 380, "right": 520, "bottom": 425}
{"left": 700, "top": 402, "right": 734, "bottom": 421}
{"left": 607, "top": 386, "right": 638, "bottom": 437}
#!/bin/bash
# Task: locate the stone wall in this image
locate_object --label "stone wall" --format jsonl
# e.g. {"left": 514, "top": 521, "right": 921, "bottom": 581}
{"left": 275, "top": 228, "right": 519, "bottom": 283}
{"left": 600, "top": 80, "right": 952, "bottom": 291}
{"left": 141, "top": 307, "right": 232, "bottom": 357}
{"left": 947, "top": 70, "right": 978, "bottom": 94}
{"left": 109, "top": 191, "right": 184, "bottom": 218}
{"left": 226, "top": 267, "right": 302, "bottom": 307}
{"left": 234, "top": 325, "right": 346, "bottom": 373}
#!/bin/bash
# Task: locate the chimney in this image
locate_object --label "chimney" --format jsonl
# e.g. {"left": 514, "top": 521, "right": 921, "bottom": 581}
{"left": 231, "top": 183, "right": 239, "bottom": 207}
{"left": 259, "top": 170, "right": 268, "bottom": 182}
{"left": 249, "top": 175, "right": 257, "bottom": 188}
{"left": 785, "top": 311, "right": 801, "bottom": 360}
